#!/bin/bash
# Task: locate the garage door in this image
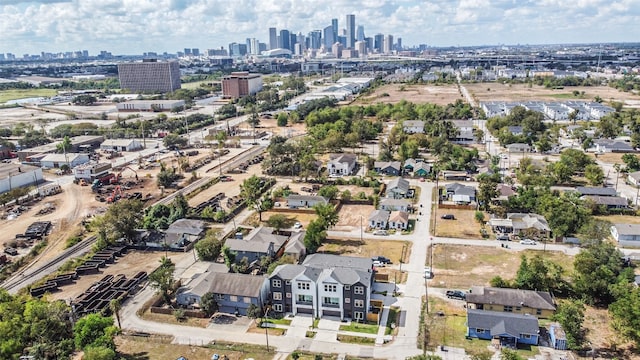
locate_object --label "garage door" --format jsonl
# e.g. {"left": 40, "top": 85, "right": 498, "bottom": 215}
{"left": 296, "top": 307, "right": 313, "bottom": 314}
{"left": 323, "top": 310, "right": 341, "bottom": 317}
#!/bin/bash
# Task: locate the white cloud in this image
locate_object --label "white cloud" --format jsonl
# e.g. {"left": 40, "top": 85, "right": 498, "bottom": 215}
{"left": 0, "top": 0, "right": 638, "bottom": 54}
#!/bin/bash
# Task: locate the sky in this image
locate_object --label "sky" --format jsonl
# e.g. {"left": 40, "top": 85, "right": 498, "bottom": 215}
{"left": 0, "top": 0, "right": 639, "bottom": 55}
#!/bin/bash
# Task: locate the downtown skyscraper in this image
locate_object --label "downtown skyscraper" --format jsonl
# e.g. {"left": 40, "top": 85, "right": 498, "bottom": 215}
{"left": 346, "top": 14, "right": 355, "bottom": 49}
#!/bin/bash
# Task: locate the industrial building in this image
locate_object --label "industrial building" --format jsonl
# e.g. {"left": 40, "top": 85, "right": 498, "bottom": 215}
{"left": 117, "top": 59, "right": 181, "bottom": 93}
{"left": 221, "top": 72, "right": 262, "bottom": 98}
{"left": 0, "top": 164, "right": 44, "bottom": 194}
{"left": 116, "top": 99, "right": 185, "bottom": 112}
{"left": 40, "top": 153, "right": 90, "bottom": 169}
{"left": 17, "top": 135, "right": 104, "bottom": 162}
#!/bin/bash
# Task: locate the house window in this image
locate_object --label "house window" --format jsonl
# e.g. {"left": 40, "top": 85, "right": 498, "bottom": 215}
{"left": 285, "top": 280, "right": 291, "bottom": 285}
{"left": 273, "top": 304, "right": 283, "bottom": 312}
{"left": 521, "top": 334, "right": 532, "bottom": 339}
{"left": 324, "top": 284, "right": 337, "bottom": 292}
{"left": 344, "top": 285, "right": 351, "bottom": 291}
{"left": 515, "top": 306, "right": 522, "bottom": 311}
{"left": 354, "top": 299, "right": 364, "bottom": 308}
{"left": 215, "top": 294, "right": 225, "bottom": 300}
{"left": 273, "top": 292, "right": 282, "bottom": 301}
{"left": 297, "top": 294, "right": 313, "bottom": 303}
{"left": 354, "top": 311, "right": 364, "bottom": 320}
{"left": 536, "top": 309, "right": 542, "bottom": 315}
{"left": 476, "top": 328, "right": 486, "bottom": 334}
{"left": 297, "top": 282, "right": 310, "bottom": 290}
{"left": 229, "top": 295, "right": 238, "bottom": 302}
{"left": 345, "top": 298, "right": 350, "bottom": 303}
{"left": 272, "top": 279, "right": 282, "bottom": 288}
{"left": 354, "top": 286, "right": 364, "bottom": 295}
{"left": 286, "top": 292, "right": 291, "bottom": 298}
{"left": 504, "top": 306, "right": 513, "bottom": 312}
{"left": 244, "top": 297, "right": 251, "bottom": 303}
{"left": 323, "top": 297, "right": 340, "bottom": 305}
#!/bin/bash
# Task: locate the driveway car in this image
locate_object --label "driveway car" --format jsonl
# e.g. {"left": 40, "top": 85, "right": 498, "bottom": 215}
{"left": 440, "top": 214, "right": 455, "bottom": 220}
{"left": 424, "top": 266, "right": 433, "bottom": 279}
{"left": 519, "top": 239, "right": 537, "bottom": 245}
{"left": 445, "top": 290, "right": 466, "bottom": 300}
{"left": 373, "top": 260, "right": 385, "bottom": 268}
{"left": 293, "top": 222, "right": 302, "bottom": 229}
{"left": 372, "top": 256, "right": 392, "bottom": 264}
{"left": 496, "top": 234, "right": 510, "bottom": 241}
{"left": 373, "top": 230, "right": 388, "bottom": 236}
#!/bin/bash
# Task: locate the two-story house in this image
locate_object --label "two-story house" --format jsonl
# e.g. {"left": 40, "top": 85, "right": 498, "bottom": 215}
{"left": 327, "top": 153, "right": 357, "bottom": 176}
{"left": 385, "top": 177, "right": 410, "bottom": 199}
{"left": 466, "top": 286, "right": 556, "bottom": 319}
{"left": 268, "top": 254, "right": 374, "bottom": 321}
{"left": 224, "top": 226, "right": 304, "bottom": 264}
{"left": 374, "top": 161, "right": 402, "bottom": 176}
{"left": 403, "top": 120, "right": 424, "bottom": 134}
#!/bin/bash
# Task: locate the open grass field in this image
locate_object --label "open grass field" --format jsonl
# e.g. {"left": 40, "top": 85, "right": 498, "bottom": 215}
{"left": 429, "top": 244, "right": 574, "bottom": 289}
{"left": 318, "top": 237, "right": 410, "bottom": 266}
{"left": 116, "top": 336, "right": 273, "bottom": 360}
{"left": 0, "top": 88, "right": 57, "bottom": 103}
{"left": 465, "top": 83, "right": 640, "bottom": 104}
{"left": 433, "top": 208, "right": 486, "bottom": 239}
{"left": 355, "top": 83, "right": 463, "bottom": 106}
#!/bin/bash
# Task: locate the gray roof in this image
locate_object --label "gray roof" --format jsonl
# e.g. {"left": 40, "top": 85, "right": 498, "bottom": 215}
{"left": 629, "top": 171, "right": 640, "bottom": 182}
{"left": 612, "top": 223, "right": 640, "bottom": 236}
{"left": 329, "top": 153, "right": 357, "bottom": 167}
{"left": 467, "top": 309, "right": 539, "bottom": 337}
{"left": 0, "top": 163, "right": 41, "bottom": 180}
{"left": 287, "top": 194, "right": 328, "bottom": 204}
{"left": 166, "top": 219, "right": 207, "bottom": 235}
{"left": 583, "top": 195, "right": 628, "bottom": 206}
{"left": 369, "top": 209, "right": 390, "bottom": 222}
{"left": 450, "top": 120, "right": 473, "bottom": 129}
{"left": 303, "top": 253, "right": 372, "bottom": 271}
{"left": 272, "top": 254, "right": 373, "bottom": 286}
{"left": 374, "top": 161, "right": 401, "bottom": 171}
{"left": 380, "top": 198, "right": 411, "bottom": 207}
{"left": 387, "top": 177, "right": 410, "bottom": 193}
{"left": 224, "top": 226, "right": 289, "bottom": 253}
{"left": 575, "top": 186, "right": 617, "bottom": 197}
{"left": 403, "top": 120, "right": 424, "bottom": 128}
{"left": 506, "top": 143, "right": 531, "bottom": 149}
{"left": 446, "top": 182, "right": 476, "bottom": 196}
{"left": 187, "top": 271, "right": 266, "bottom": 298}
{"left": 595, "top": 139, "right": 634, "bottom": 151}
{"left": 508, "top": 126, "right": 524, "bottom": 134}
{"left": 467, "top": 286, "right": 556, "bottom": 311}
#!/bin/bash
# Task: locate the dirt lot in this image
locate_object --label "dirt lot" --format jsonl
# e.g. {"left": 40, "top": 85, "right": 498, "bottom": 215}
{"left": 115, "top": 335, "right": 272, "bottom": 360}
{"left": 187, "top": 162, "right": 262, "bottom": 209}
{"left": 466, "top": 83, "right": 640, "bottom": 104}
{"left": 433, "top": 208, "right": 486, "bottom": 239}
{"left": 318, "top": 237, "right": 410, "bottom": 265}
{"left": 335, "top": 204, "right": 375, "bottom": 231}
{"left": 48, "top": 250, "right": 168, "bottom": 301}
{"left": 429, "top": 244, "right": 573, "bottom": 289}
{"left": 355, "top": 83, "right": 462, "bottom": 106}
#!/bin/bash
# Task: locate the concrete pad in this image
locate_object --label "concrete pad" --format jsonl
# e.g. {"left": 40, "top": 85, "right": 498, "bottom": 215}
{"left": 317, "top": 317, "right": 342, "bottom": 331}
{"left": 314, "top": 330, "right": 337, "bottom": 342}
{"left": 289, "top": 314, "right": 313, "bottom": 328}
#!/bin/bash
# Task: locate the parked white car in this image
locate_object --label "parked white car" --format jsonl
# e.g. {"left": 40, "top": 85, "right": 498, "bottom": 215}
{"left": 424, "top": 267, "right": 433, "bottom": 279}
{"left": 519, "top": 239, "right": 537, "bottom": 245}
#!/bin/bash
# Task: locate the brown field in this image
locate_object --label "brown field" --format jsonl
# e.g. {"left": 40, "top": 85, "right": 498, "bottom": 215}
{"left": 355, "top": 84, "right": 463, "bottom": 106}
{"left": 335, "top": 204, "right": 375, "bottom": 231}
{"left": 318, "top": 237, "right": 410, "bottom": 265}
{"left": 466, "top": 83, "right": 640, "bottom": 104}
{"left": 588, "top": 152, "right": 626, "bottom": 164}
{"left": 429, "top": 244, "right": 573, "bottom": 289}
{"left": 595, "top": 214, "right": 640, "bottom": 225}
{"left": 48, "top": 251, "right": 168, "bottom": 301}
{"left": 433, "top": 208, "right": 486, "bottom": 239}
{"left": 115, "top": 335, "right": 272, "bottom": 360}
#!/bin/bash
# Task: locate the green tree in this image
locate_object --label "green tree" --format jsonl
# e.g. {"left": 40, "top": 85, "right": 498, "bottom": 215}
{"left": 200, "top": 292, "right": 218, "bottom": 316}
{"left": 584, "top": 164, "right": 605, "bottom": 186}
{"left": 73, "top": 313, "right": 117, "bottom": 350}
{"left": 102, "top": 199, "right": 144, "bottom": 243}
{"left": 313, "top": 203, "right": 339, "bottom": 228}
{"left": 148, "top": 256, "right": 176, "bottom": 305}
{"left": 194, "top": 229, "right": 224, "bottom": 261}
{"left": 573, "top": 242, "right": 629, "bottom": 305}
{"left": 56, "top": 135, "right": 72, "bottom": 153}
{"left": 72, "top": 94, "right": 97, "bottom": 105}
{"left": 267, "top": 214, "right": 289, "bottom": 233}
{"left": 477, "top": 174, "right": 499, "bottom": 210}
{"left": 609, "top": 282, "right": 640, "bottom": 348}
{"left": 247, "top": 304, "right": 262, "bottom": 319}
{"left": 500, "top": 349, "right": 524, "bottom": 360}
{"left": 222, "top": 246, "right": 236, "bottom": 269}
{"left": 163, "top": 133, "right": 188, "bottom": 149}
{"left": 578, "top": 219, "right": 612, "bottom": 247}
{"left": 241, "top": 175, "right": 267, "bottom": 221}
{"left": 622, "top": 153, "right": 640, "bottom": 172}
{"left": 109, "top": 299, "right": 122, "bottom": 330}
{"left": 552, "top": 300, "right": 585, "bottom": 350}
{"left": 82, "top": 346, "right": 117, "bottom": 360}
{"left": 514, "top": 255, "right": 565, "bottom": 292}
{"left": 277, "top": 112, "right": 288, "bottom": 127}
{"left": 317, "top": 185, "right": 339, "bottom": 200}
{"left": 489, "top": 276, "right": 511, "bottom": 288}
{"left": 303, "top": 219, "right": 327, "bottom": 253}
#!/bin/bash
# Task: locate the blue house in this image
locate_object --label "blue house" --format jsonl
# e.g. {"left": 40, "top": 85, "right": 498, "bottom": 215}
{"left": 467, "top": 309, "right": 539, "bottom": 347}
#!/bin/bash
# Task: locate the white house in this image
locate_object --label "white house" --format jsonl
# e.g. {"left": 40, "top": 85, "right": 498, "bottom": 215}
{"left": 388, "top": 211, "right": 409, "bottom": 230}
{"left": 628, "top": 171, "right": 640, "bottom": 187}
{"left": 610, "top": 223, "right": 640, "bottom": 248}
{"left": 287, "top": 195, "right": 328, "bottom": 209}
{"left": 403, "top": 120, "right": 424, "bottom": 134}
{"left": 73, "top": 162, "right": 112, "bottom": 181}
{"left": 0, "top": 164, "right": 44, "bottom": 195}
{"left": 327, "top": 153, "right": 357, "bottom": 176}
{"left": 379, "top": 198, "right": 411, "bottom": 212}
{"left": 368, "top": 209, "right": 390, "bottom": 229}
{"left": 40, "top": 153, "right": 89, "bottom": 169}
{"left": 100, "top": 139, "right": 143, "bottom": 152}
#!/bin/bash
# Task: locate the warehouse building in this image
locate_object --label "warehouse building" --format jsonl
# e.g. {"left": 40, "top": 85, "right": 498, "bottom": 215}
{"left": 0, "top": 163, "right": 44, "bottom": 194}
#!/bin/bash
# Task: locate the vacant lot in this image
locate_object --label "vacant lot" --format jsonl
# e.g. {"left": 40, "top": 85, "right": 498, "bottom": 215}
{"left": 466, "top": 83, "right": 640, "bottom": 104}
{"left": 0, "top": 88, "right": 58, "bottom": 103}
{"left": 595, "top": 214, "right": 640, "bottom": 225}
{"left": 115, "top": 336, "right": 272, "bottom": 360}
{"left": 318, "top": 237, "right": 410, "bottom": 266}
{"left": 429, "top": 244, "right": 574, "bottom": 289}
{"left": 355, "top": 84, "right": 462, "bottom": 106}
{"left": 335, "top": 204, "right": 375, "bottom": 231}
{"left": 433, "top": 208, "right": 486, "bottom": 239}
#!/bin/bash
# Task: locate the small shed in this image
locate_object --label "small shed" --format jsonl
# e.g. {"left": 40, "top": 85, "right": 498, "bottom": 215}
{"left": 549, "top": 322, "right": 568, "bottom": 350}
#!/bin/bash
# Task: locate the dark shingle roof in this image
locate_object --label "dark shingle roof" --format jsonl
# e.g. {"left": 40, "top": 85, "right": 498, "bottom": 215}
{"left": 467, "top": 286, "right": 555, "bottom": 311}
{"left": 467, "top": 309, "right": 539, "bottom": 337}
{"left": 575, "top": 187, "right": 617, "bottom": 197}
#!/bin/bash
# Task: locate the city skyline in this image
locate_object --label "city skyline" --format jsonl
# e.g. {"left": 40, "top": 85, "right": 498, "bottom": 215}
{"left": 0, "top": 0, "right": 639, "bottom": 55}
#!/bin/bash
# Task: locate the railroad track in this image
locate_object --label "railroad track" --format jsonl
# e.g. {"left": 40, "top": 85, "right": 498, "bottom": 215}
{"left": 1, "top": 235, "right": 97, "bottom": 294}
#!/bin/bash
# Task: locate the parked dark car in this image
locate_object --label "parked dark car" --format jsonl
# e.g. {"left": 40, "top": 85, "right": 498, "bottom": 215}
{"left": 371, "top": 256, "right": 392, "bottom": 264}
{"left": 445, "top": 290, "right": 466, "bottom": 300}
{"left": 4, "top": 247, "right": 18, "bottom": 256}
{"left": 441, "top": 214, "right": 455, "bottom": 220}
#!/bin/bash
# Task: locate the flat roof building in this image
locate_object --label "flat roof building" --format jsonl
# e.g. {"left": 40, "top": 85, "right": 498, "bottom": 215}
{"left": 118, "top": 59, "right": 181, "bottom": 93}
{"left": 0, "top": 164, "right": 44, "bottom": 194}
{"left": 221, "top": 72, "right": 262, "bottom": 99}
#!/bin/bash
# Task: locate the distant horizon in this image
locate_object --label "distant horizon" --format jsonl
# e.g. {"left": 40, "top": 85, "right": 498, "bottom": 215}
{"left": 1, "top": 0, "right": 639, "bottom": 55}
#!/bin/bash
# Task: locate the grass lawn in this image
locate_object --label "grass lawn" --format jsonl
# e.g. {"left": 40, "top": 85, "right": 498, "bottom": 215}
{"left": 433, "top": 208, "right": 487, "bottom": 239}
{"left": 545, "top": 93, "right": 589, "bottom": 99}
{"left": 429, "top": 244, "right": 574, "bottom": 289}
{"left": 0, "top": 88, "right": 57, "bottom": 103}
{"left": 337, "top": 334, "right": 376, "bottom": 345}
{"left": 339, "top": 322, "right": 379, "bottom": 334}
{"left": 116, "top": 336, "right": 273, "bottom": 360}
{"left": 385, "top": 306, "right": 401, "bottom": 335}
{"left": 318, "top": 238, "right": 411, "bottom": 266}
{"left": 138, "top": 308, "right": 209, "bottom": 328}
{"left": 180, "top": 80, "right": 215, "bottom": 89}
{"left": 305, "top": 330, "right": 316, "bottom": 338}
{"left": 262, "top": 317, "right": 292, "bottom": 326}
{"left": 247, "top": 321, "right": 287, "bottom": 336}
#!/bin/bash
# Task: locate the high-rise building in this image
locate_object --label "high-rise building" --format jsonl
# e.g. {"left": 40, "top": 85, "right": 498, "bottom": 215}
{"left": 228, "top": 43, "right": 247, "bottom": 57}
{"left": 117, "top": 59, "right": 181, "bottom": 93}
{"left": 269, "top": 27, "right": 278, "bottom": 50}
{"left": 346, "top": 14, "right": 355, "bottom": 49}
{"left": 222, "top": 72, "right": 263, "bottom": 99}
{"left": 246, "top": 38, "right": 252, "bottom": 54}
{"left": 250, "top": 38, "right": 260, "bottom": 55}
{"left": 309, "top": 30, "right": 322, "bottom": 49}
{"left": 279, "top": 29, "right": 291, "bottom": 51}
{"left": 374, "top": 34, "right": 384, "bottom": 53}
{"left": 331, "top": 18, "right": 338, "bottom": 41}
{"left": 396, "top": 38, "right": 402, "bottom": 51}
{"left": 355, "top": 41, "right": 367, "bottom": 57}
{"left": 192, "top": 48, "right": 200, "bottom": 56}
{"left": 323, "top": 26, "right": 335, "bottom": 49}
{"left": 356, "top": 25, "right": 365, "bottom": 42}
{"left": 365, "top": 37, "right": 373, "bottom": 52}
{"left": 290, "top": 33, "right": 297, "bottom": 51}
{"left": 332, "top": 43, "right": 343, "bottom": 58}
{"left": 383, "top": 34, "right": 394, "bottom": 54}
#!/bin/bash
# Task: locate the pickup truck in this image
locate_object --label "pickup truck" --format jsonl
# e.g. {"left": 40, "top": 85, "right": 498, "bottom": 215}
{"left": 445, "top": 290, "right": 466, "bottom": 300}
